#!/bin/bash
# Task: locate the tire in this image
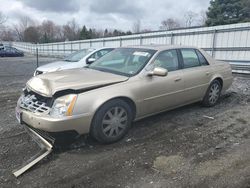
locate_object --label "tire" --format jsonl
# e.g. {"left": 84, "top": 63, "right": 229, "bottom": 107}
{"left": 202, "top": 80, "right": 222, "bottom": 107}
{"left": 90, "top": 99, "right": 133, "bottom": 144}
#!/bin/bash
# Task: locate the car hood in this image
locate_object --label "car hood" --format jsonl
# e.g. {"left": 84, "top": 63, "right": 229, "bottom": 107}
{"left": 27, "top": 68, "right": 129, "bottom": 97}
{"left": 37, "top": 60, "right": 82, "bottom": 72}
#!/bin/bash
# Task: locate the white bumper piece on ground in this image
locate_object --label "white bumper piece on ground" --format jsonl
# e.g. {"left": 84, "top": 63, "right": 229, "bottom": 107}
{"left": 12, "top": 127, "right": 53, "bottom": 178}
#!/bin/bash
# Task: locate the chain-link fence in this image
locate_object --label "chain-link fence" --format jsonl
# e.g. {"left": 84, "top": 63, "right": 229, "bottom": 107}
{"left": 9, "top": 22, "right": 250, "bottom": 74}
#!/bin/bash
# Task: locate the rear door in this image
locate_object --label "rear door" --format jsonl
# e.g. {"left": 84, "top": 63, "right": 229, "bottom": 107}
{"left": 179, "top": 48, "right": 212, "bottom": 102}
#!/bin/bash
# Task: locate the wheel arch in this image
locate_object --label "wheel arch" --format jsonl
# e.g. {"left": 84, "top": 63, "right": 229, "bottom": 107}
{"left": 92, "top": 96, "right": 137, "bottom": 121}
{"left": 89, "top": 96, "right": 137, "bottom": 136}
{"left": 210, "top": 75, "right": 223, "bottom": 88}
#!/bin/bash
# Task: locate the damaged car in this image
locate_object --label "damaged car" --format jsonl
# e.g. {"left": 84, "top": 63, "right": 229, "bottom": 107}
{"left": 16, "top": 45, "right": 233, "bottom": 144}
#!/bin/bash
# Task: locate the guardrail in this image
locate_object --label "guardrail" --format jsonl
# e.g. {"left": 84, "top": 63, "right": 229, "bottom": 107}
{"left": 7, "top": 22, "right": 250, "bottom": 74}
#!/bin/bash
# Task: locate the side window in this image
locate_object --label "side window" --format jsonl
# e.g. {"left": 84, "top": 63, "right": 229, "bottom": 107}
{"left": 99, "top": 49, "right": 112, "bottom": 57}
{"left": 98, "top": 51, "right": 125, "bottom": 66}
{"left": 153, "top": 50, "right": 179, "bottom": 72}
{"left": 89, "top": 49, "right": 112, "bottom": 60}
{"left": 181, "top": 49, "right": 200, "bottom": 68}
{"left": 196, "top": 50, "right": 209, "bottom": 66}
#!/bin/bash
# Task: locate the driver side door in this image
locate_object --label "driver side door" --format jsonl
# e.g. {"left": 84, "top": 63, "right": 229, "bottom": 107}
{"left": 139, "top": 49, "right": 186, "bottom": 116}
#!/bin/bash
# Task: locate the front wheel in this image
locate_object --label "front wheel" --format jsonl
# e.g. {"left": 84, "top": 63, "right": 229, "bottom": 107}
{"left": 202, "top": 80, "right": 222, "bottom": 107}
{"left": 90, "top": 99, "right": 132, "bottom": 144}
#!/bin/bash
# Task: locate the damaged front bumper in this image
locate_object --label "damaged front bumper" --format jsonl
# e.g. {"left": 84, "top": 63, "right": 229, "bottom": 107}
{"left": 16, "top": 104, "right": 92, "bottom": 135}
{"left": 12, "top": 126, "right": 53, "bottom": 177}
{"left": 13, "top": 107, "right": 81, "bottom": 177}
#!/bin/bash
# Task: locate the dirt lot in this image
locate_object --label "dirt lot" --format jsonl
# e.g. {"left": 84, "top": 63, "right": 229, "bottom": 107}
{"left": 0, "top": 56, "right": 250, "bottom": 188}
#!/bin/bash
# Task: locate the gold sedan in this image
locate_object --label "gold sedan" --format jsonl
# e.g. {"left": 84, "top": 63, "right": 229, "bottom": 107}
{"left": 16, "top": 45, "right": 233, "bottom": 144}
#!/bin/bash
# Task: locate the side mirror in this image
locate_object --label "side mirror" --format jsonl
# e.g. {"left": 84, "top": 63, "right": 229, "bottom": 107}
{"left": 147, "top": 67, "right": 168, "bottom": 77}
{"left": 87, "top": 58, "right": 96, "bottom": 64}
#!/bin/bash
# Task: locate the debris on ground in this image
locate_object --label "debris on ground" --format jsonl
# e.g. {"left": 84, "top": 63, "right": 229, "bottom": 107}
{"left": 203, "top": 115, "right": 215, "bottom": 120}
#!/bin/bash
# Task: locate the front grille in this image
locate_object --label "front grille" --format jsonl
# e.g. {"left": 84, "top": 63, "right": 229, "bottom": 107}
{"left": 19, "top": 89, "right": 53, "bottom": 114}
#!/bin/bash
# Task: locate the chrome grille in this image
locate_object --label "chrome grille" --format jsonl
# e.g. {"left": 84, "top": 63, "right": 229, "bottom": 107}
{"left": 19, "top": 94, "right": 50, "bottom": 114}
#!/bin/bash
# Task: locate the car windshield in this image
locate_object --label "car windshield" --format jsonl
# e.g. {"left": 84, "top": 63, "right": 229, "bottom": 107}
{"left": 89, "top": 48, "right": 156, "bottom": 76}
{"left": 64, "top": 49, "right": 94, "bottom": 62}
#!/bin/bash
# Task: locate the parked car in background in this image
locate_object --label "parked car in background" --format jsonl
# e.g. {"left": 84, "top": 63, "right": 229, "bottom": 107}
{"left": 0, "top": 46, "right": 24, "bottom": 57}
{"left": 16, "top": 45, "right": 233, "bottom": 144}
{"left": 34, "top": 47, "right": 114, "bottom": 76}
{"left": 0, "top": 43, "right": 4, "bottom": 50}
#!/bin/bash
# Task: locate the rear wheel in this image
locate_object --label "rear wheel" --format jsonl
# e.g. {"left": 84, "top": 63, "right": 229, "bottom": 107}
{"left": 91, "top": 99, "right": 132, "bottom": 144}
{"left": 202, "top": 80, "right": 222, "bottom": 107}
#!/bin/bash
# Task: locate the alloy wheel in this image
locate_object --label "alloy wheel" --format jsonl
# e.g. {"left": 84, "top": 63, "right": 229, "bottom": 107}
{"left": 101, "top": 107, "right": 128, "bottom": 137}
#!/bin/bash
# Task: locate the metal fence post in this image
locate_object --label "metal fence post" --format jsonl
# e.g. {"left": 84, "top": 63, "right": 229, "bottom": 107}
{"left": 103, "top": 39, "right": 105, "bottom": 47}
{"left": 120, "top": 38, "right": 122, "bottom": 47}
{"left": 52, "top": 44, "right": 54, "bottom": 56}
{"left": 63, "top": 42, "right": 65, "bottom": 56}
{"left": 36, "top": 43, "right": 39, "bottom": 68}
{"left": 212, "top": 29, "right": 217, "bottom": 58}
{"left": 170, "top": 33, "right": 174, "bottom": 45}
{"left": 140, "top": 35, "right": 143, "bottom": 45}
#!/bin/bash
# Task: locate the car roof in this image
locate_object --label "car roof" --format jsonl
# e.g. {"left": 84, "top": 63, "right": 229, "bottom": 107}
{"left": 121, "top": 45, "right": 199, "bottom": 51}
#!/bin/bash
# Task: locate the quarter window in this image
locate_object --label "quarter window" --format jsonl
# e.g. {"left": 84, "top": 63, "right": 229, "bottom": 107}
{"left": 181, "top": 49, "right": 200, "bottom": 68}
{"left": 154, "top": 50, "right": 179, "bottom": 72}
{"left": 196, "top": 50, "right": 209, "bottom": 66}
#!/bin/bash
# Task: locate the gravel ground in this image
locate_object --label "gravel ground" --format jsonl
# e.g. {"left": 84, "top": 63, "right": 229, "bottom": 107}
{"left": 0, "top": 56, "right": 250, "bottom": 188}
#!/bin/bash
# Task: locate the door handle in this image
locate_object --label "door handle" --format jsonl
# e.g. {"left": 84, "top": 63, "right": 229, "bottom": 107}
{"left": 206, "top": 72, "right": 210, "bottom": 75}
{"left": 174, "top": 77, "right": 182, "bottom": 82}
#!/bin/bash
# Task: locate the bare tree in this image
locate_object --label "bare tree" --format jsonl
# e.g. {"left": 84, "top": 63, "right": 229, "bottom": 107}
{"left": 62, "top": 19, "right": 80, "bottom": 41}
{"left": 160, "top": 18, "right": 181, "bottom": 30}
{"left": 13, "top": 24, "right": 23, "bottom": 41}
{"left": 39, "top": 20, "right": 57, "bottom": 42}
{"left": 24, "top": 26, "right": 39, "bottom": 43}
{"left": 132, "top": 20, "right": 141, "bottom": 33}
{"left": 0, "top": 11, "right": 7, "bottom": 25}
{"left": 0, "top": 28, "right": 15, "bottom": 41}
{"left": 54, "top": 25, "right": 64, "bottom": 42}
{"left": 13, "top": 16, "right": 35, "bottom": 41}
{"left": 197, "top": 11, "right": 207, "bottom": 26}
{"left": 184, "top": 11, "right": 198, "bottom": 27}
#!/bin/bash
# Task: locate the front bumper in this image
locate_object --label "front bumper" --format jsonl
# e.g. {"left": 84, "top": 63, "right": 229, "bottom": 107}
{"left": 16, "top": 106, "right": 93, "bottom": 136}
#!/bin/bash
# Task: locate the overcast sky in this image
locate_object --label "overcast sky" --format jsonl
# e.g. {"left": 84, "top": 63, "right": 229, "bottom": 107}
{"left": 0, "top": 0, "right": 211, "bottom": 30}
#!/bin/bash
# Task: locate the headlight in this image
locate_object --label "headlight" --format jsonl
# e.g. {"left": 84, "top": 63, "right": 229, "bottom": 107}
{"left": 50, "top": 94, "right": 77, "bottom": 118}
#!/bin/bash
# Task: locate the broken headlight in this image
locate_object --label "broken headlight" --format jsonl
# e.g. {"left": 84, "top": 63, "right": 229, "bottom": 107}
{"left": 50, "top": 94, "right": 77, "bottom": 118}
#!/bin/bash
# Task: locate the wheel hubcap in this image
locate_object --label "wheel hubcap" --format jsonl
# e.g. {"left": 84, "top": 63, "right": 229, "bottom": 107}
{"left": 102, "top": 107, "right": 128, "bottom": 137}
{"left": 208, "top": 83, "right": 220, "bottom": 104}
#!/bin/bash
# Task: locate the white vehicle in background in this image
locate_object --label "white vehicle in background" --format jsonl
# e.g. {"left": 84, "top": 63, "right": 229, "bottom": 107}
{"left": 34, "top": 47, "right": 114, "bottom": 76}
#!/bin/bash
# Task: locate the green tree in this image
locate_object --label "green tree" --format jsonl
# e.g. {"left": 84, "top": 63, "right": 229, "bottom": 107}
{"left": 242, "top": 0, "right": 250, "bottom": 22}
{"left": 79, "top": 25, "right": 88, "bottom": 40}
{"left": 88, "top": 28, "right": 93, "bottom": 39}
{"left": 206, "top": 0, "right": 250, "bottom": 26}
